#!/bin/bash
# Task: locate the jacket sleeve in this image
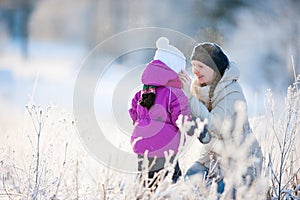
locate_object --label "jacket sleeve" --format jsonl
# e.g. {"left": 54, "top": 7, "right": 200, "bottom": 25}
{"left": 189, "top": 90, "right": 246, "bottom": 138}
{"left": 128, "top": 91, "right": 141, "bottom": 123}
{"left": 169, "top": 89, "right": 191, "bottom": 127}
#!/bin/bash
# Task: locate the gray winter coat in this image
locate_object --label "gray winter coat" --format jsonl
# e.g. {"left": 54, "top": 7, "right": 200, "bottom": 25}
{"left": 188, "top": 63, "right": 262, "bottom": 173}
{"left": 189, "top": 62, "right": 250, "bottom": 137}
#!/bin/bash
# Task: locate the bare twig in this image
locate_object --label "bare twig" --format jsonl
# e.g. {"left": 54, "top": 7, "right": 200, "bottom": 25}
{"left": 53, "top": 143, "right": 68, "bottom": 197}
{"left": 76, "top": 159, "right": 79, "bottom": 200}
{"left": 31, "top": 109, "right": 42, "bottom": 200}
{"left": 269, "top": 154, "right": 280, "bottom": 185}
{"left": 271, "top": 111, "right": 282, "bottom": 152}
{"left": 291, "top": 56, "right": 298, "bottom": 92}
{"left": 26, "top": 106, "right": 49, "bottom": 200}
{"left": 2, "top": 176, "right": 14, "bottom": 200}
{"left": 102, "top": 183, "right": 106, "bottom": 200}
{"left": 277, "top": 112, "right": 292, "bottom": 198}
{"left": 282, "top": 167, "right": 300, "bottom": 190}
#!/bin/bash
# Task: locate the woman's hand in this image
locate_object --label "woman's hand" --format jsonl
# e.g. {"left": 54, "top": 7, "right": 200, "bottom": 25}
{"left": 178, "top": 70, "right": 192, "bottom": 99}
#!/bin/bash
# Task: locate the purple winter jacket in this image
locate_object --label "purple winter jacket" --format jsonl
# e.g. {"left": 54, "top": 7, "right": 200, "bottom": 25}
{"left": 129, "top": 60, "right": 190, "bottom": 158}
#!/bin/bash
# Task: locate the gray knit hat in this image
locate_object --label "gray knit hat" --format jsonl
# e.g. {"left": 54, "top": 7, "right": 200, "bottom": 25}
{"left": 191, "top": 43, "right": 229, "bottom": 76}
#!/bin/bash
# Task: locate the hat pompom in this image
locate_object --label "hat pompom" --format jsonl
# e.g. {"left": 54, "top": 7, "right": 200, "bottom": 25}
{"left": 156, "top": 37, "right": 169, "bottom": 49}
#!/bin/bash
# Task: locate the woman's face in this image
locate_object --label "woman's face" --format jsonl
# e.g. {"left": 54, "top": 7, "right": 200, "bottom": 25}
{"left": 191, "top": 60, "right": 216, "bottom": 85}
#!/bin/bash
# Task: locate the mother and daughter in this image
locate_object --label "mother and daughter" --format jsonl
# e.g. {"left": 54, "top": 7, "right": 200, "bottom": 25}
{"left": 128, "top": 37, "right": 262, "bottom": 194}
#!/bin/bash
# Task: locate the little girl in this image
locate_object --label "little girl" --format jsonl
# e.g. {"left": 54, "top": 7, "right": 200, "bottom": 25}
{"left": 129, "top": 37, "right": 190, "bottom": 186}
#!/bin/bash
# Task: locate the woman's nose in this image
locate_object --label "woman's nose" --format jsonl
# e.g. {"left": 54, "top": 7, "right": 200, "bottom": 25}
{"left": 193, "top": 68, "right": 201, "bottom": 75}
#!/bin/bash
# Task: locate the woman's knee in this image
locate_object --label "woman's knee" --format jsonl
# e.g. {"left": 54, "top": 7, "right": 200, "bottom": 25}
{"left": 184, "top": 162, "right": 208, "bottom": 180}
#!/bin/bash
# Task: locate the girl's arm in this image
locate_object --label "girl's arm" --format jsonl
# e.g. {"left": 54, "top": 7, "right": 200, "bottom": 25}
{"left": 169, "top": 89, "right": 191, "bottom": 126}
{"left": 128, "top": 91, "right": 141, "bottom": 123}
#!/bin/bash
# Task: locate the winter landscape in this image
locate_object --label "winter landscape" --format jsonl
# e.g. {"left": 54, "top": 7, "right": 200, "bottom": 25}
{"left": 0, "top": 0, "right": 299, "bottom": 199}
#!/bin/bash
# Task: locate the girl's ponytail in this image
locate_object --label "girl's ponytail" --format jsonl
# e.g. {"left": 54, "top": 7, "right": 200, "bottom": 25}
{"left": 139, "top": 85, "right": 156, "bottom": 110}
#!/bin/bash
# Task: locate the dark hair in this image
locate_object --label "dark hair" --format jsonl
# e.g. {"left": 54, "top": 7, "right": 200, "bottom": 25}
{"left": 139, "top": 93, "right": 156, "bottom": 110}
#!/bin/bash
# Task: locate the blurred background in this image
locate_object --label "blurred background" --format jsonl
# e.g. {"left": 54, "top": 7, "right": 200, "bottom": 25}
{"left": 0, "top": 0, "right": 299, "bottom": 118}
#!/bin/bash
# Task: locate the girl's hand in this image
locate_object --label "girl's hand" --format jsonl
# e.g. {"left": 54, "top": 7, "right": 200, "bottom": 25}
{"left": 178, "top": 70, "right": 192, "bottom": 98}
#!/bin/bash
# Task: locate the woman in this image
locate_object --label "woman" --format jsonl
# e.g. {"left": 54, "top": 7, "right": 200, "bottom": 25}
{"left": 178, "top": 43, "right": 262, "bottom": 195}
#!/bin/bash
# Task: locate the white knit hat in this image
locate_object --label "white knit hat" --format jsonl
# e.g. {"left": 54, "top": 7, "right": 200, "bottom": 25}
{"left": 153, "top": 37, "right": 186, "bottom": 73}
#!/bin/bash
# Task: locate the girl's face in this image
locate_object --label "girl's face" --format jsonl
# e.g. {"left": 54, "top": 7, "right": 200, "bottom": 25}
{"left": 191, "top": 60, "right": 216, "bottom": 85}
